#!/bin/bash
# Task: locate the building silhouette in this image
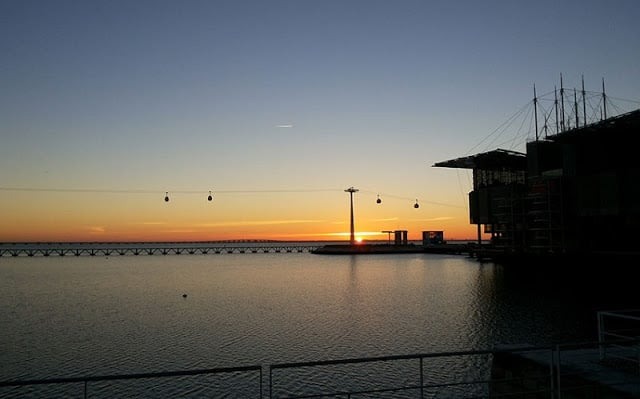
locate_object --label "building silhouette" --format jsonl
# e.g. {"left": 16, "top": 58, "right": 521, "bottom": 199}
{"left": 434, "top": 108, "right": 640, "bottom": 258}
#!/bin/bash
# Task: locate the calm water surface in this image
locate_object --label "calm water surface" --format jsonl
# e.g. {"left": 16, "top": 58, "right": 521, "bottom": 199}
{"left": 1, "top": 251, "right": 636, "bottom": 397}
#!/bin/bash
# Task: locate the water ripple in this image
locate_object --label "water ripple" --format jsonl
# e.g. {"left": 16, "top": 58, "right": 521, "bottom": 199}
{"left": 0, "top": 252, "right": 622, "bottom": 397}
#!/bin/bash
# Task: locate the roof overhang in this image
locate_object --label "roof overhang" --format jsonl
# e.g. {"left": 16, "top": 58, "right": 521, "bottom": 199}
{"left": 433, "top": 149, "right": 527, "bottom": 170}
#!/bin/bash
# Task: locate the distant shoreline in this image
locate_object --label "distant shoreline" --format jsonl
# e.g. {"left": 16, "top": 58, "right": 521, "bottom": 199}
{"left": 0, "top": 238, "right": 477, "bottom": 245}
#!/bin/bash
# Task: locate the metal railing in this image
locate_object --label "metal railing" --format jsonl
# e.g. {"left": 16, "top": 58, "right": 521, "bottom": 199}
{"left": 0, "top": 365, "right": 262, "bottom": 399}
{"left": 1, "top": 347, "right": 554, "bottom": 399}
{"left": 268, "top": 347, "right": 554, "bottom": 398}
{"left": 3, "top": 342, "right": 640, "bottom": 398}
{"left": 554, "top": 338, "right": 640, "bottom": 399}
{"left": 597, "top": 309, "right": 640, "bottom": 372}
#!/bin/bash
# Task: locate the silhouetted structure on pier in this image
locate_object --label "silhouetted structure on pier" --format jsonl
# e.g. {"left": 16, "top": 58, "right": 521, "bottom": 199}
{"left": 435, "top": 99, "right": 640, "bottom": 259}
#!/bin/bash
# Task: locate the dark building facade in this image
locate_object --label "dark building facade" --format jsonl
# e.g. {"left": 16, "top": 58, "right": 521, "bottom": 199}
{"left": 434, "top": 108, "right": 640, "bottom": 257}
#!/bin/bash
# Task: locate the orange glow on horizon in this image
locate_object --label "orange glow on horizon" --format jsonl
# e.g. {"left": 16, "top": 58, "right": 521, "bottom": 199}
{"left": 0, "top": 223, "right": 488, "bottom": 243}
{"left": 0, "top": 189, "right": 487, "bottom": 243}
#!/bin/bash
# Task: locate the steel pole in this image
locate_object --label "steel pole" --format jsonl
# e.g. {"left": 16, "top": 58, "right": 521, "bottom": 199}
{"left": 345, "top": 187, "right": 359, "bottom": 245}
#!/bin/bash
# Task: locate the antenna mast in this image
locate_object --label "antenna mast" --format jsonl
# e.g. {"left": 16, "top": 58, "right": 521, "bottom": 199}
{"left": 574, "top": 89, "right": 579, "bottom": 128}
{"left": 602, "top": 78, "right": 607, "bottom": 120}
{"left": 554, "top": 87, "right": 559, "bottom": 135}
{"left": 582, "top": 75, "right": 587, "bottom": 127}
{"left": 533, "top": 84, "right": 539, "bottom": 141}
{"left": 560, "top": 74, "right": 566, "bottom": 131}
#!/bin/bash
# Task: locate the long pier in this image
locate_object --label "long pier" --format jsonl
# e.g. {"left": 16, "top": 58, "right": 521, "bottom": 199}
{"left": 0, "top": 242, "right": 477, "bottom": 258}
{"left": 0, "top": 243, "right": 323, "bottom": 257}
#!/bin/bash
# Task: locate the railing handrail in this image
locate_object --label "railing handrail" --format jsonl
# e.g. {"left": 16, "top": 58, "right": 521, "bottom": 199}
{"left": 0, "top": 364, "right": 262, "bottom": 388}
{"left": 3, "top": 341, "right": 638, "bottom": 398}
{"left": 269, "top": 345, "right": 550, "bottom": 370}
{"left": 598, "top": 309, "right": 640, "bottom": 322}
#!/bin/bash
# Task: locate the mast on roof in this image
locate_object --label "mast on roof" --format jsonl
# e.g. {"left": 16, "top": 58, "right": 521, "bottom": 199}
{"left": 533, "top": 84, "right": 539, "bottom": 141}
{"left": 554, "top": 87, "right": 559, "bottom": 135}
{"left": 560, "top": 74, "right": 566, "bottom": 131}
{"left": 574, "top": 89, "right": 579, "bottom": 128}
{"left": 602, "top": 78, "right": 608, "bottom": 120}
{"left": 582, "top": 75, "right": 587, "bottom": 127}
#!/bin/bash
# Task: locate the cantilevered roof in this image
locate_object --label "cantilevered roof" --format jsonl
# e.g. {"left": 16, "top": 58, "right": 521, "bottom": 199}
{"left": 433, "top": 149, "right": 527, "bottom": 170}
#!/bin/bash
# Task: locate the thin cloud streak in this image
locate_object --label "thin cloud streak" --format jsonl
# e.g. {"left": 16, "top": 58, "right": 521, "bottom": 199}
{"left": 325, "top": 231, "right": 385, "bottom": 237}
{"left": 412, "top": 216, "right": 455, "bottom": 222}
{"left": 198, "top": 219, "right": 324, "bottom": 227}
{"left": 369, "top": 217, "right": 399, "bottom": 222}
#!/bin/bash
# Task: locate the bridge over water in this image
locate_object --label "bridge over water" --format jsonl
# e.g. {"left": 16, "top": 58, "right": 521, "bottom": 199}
{"left": 0, "top": 242, "right": 323, "bottom": 257}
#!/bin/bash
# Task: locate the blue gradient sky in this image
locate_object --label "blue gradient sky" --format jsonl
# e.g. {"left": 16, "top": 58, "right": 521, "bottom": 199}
{"left": 1, "top": 0, "right": 639, "bottom": 241}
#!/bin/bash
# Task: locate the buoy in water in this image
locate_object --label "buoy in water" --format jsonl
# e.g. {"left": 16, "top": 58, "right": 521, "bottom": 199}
{"left": 182, "top": 293, "right": 187, "bottom": 298}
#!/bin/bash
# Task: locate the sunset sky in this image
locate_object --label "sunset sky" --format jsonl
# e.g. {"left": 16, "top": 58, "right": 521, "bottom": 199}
{"left": 1, "top": 0, "right": 639, "bottom": 242}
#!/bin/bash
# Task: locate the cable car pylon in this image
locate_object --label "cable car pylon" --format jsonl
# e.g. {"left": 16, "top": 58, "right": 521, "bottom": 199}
{"left": 345, "top": 187, "right": 359, "bottom": 245}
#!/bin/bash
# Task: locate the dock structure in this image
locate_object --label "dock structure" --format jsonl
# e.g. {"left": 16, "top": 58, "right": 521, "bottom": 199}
{"left": 311, "top": 243, "right": 425, "bottom": 255}
{"left": 311, "top": 241, "right": 473, "bottom": 255}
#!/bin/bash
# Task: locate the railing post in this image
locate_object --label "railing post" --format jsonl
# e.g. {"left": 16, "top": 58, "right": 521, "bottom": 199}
{"left": 83, "top": 380, "right": 88, "bottom": 399}
{"left": 634, "top": 336, "right": 640, "bottom": 376}
{"left": 548, "top": 348, "right": 555, "bottom": 399}
{"left": 597, "top": 312, "right": 605, "bottom": 361}
{"left": 259, "top": 367, "right": 263, "bottom": 399}
{"left": 269, "top": 367, "right": 273, "bottom": 399}
{"left": 419, "top": 357, "right": 424, "bottom": 399}
{"left": 555, "top": 345, "right": 562, "bottom": 399}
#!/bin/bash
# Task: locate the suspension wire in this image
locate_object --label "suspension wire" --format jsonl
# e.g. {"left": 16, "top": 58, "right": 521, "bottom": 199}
{"left": 606, "top": 95, "right": 640, "bottom": 105}
{"left": 465, "top": 101, "right": 532, "bottom": 155}
{"left": 586, "top": 96, "right": 604, "bottom": 122}
{"left": 3, "top": 89, "right": 636, "bottom": 209}
{"left": 608, "top": 101, "right": 627, "bottom": 116}
{"left": 359, "top": 189, "right": 464, "bottom": 208}
{"left": 0, "top": 185, "right": 464, "bottom": 208}
{"left": 605, "top": 95, "right": 640, "bottom": 116}
{"left": 487, "top": 104, "right": 532, "bottom": 151}
{"left": 0, "top": 187, "right": 162, "bottom": 194}
{"left": 0, "top": 187, "right": 342, "bottom": 195}
{"left": 466, "top": 89, "right": 639, "bottom": 152}
{"left": 449, "top": 86, "right": 638, "bottom": 214}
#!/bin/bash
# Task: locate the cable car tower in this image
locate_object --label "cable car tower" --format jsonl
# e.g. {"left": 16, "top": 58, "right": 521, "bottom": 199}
{"left": 344, "top": 187, "right": 359, "bottom": 245}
